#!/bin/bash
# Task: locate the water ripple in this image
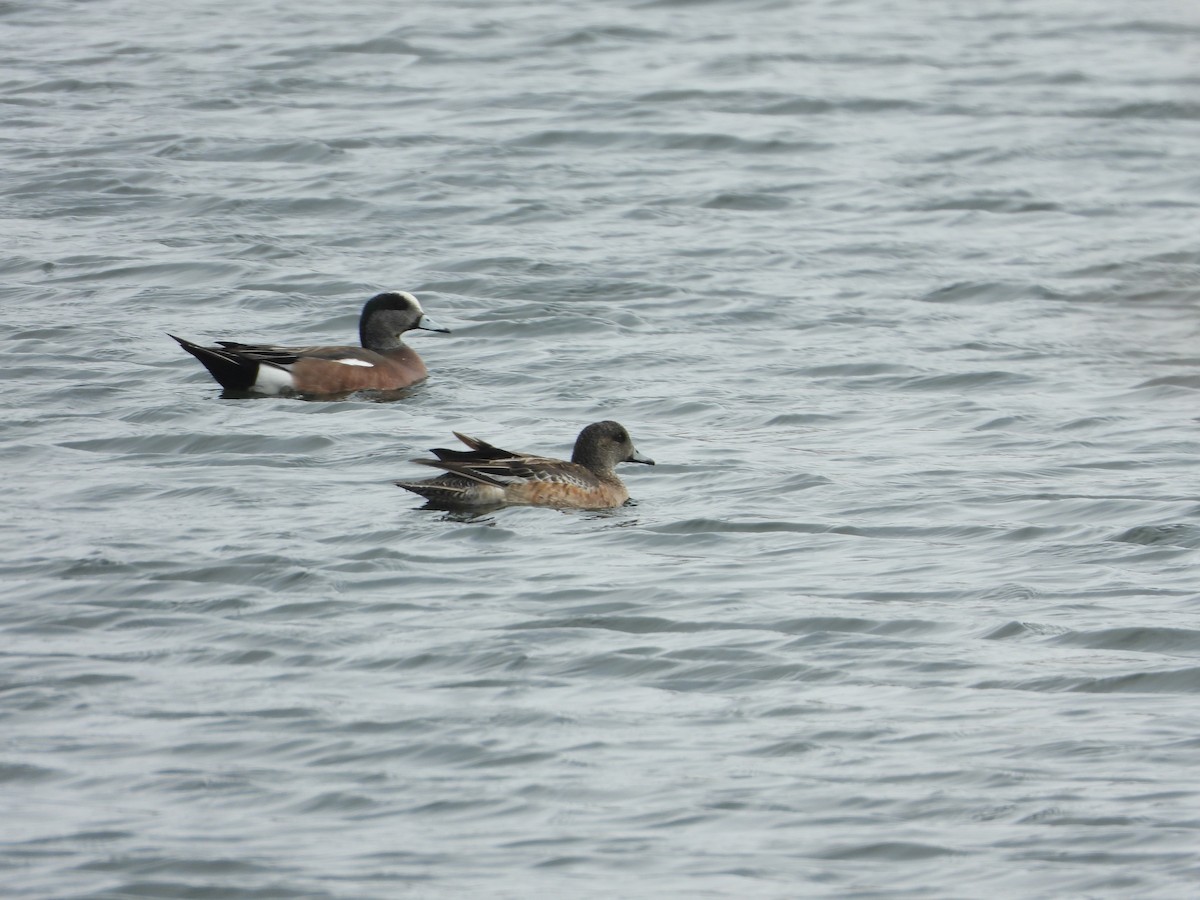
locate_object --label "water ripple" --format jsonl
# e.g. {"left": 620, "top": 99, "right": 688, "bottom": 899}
{"left": 4, "top": 0, "right": 1200, "bottom": 897}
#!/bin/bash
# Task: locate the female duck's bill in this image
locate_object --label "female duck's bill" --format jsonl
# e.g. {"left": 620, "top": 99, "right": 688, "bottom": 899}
{"left": 395, "top": 421, "right": 655, "bottom": 510}
{"left": 169, "top": 290, "right": 450, "bottom": 396}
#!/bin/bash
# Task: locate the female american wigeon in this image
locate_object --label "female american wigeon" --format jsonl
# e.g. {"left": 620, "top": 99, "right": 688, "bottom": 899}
{"left": 394, "top": 421, "right": 655, "bottom": 510}
{"left": 170, "top": 291, "right": 449, "bottom": 396}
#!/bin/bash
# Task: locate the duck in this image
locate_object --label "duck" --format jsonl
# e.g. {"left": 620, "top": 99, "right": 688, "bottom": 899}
{"left": 395, "top": 421, "right": 655, "bottom": 509}
{"left": 170, "top": 290, "right": 449, "bottom": 395}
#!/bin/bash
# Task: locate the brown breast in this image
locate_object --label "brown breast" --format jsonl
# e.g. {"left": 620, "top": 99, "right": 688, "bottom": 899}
{"left": 289, "top": 348, "right": 427, "bottom": 393}
{"left": 511, "top": 479, "right": 629, "bottom": 509}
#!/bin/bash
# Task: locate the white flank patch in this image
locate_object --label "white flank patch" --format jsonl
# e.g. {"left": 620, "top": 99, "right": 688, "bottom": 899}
{"left": 332, "top": 358, "right": 374, "bottom": 368}
{"left": 253, "top": 364, "right": 294, "bottom": 395}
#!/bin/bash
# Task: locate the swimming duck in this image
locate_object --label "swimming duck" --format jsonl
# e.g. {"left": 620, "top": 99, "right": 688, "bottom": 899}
{"left": 170, "top": 290, "right": 449, "bottom": 395}
{"left": 395, "top": 421, "right": 655, "bottom": 509}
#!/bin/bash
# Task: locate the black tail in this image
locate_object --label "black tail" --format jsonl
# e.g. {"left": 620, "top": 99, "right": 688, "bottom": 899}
{"left": 169, "top": 334, "right": 259, "bottom": 391}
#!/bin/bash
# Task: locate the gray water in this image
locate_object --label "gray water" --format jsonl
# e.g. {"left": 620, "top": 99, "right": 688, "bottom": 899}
{"left": 4, "top": 0, "right": 1200, "bottom": 896}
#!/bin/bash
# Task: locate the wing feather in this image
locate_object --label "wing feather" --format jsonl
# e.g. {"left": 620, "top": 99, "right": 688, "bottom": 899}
{"left": 412, "top": 458, "right": 509, "bottom": 487}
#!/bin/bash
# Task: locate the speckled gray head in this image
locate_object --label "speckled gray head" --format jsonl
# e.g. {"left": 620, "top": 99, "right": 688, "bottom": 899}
{"left": 360, "top": 291, "right": 450, "bottom": 350}
{"left": 572, "top": 420, "right": 655, "bottom": 470}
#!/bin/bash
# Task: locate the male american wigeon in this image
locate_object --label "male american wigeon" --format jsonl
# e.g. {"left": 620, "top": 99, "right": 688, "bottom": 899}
{"left": 394, "top": 421, "right": 655, "bottom": 510}
{"left": 169, "top": 291, "right": 449, "bottom": 395}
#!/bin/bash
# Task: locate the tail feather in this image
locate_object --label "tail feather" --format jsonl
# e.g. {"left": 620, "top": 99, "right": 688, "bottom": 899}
{"left": 394, "top": 479, "right": 466, "bottom": 494}
{"left": 394, "top": 477, "right": 475, "bottom": 505}
{"left": 169, "top": 333, "right": 259, "bottom": 391}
